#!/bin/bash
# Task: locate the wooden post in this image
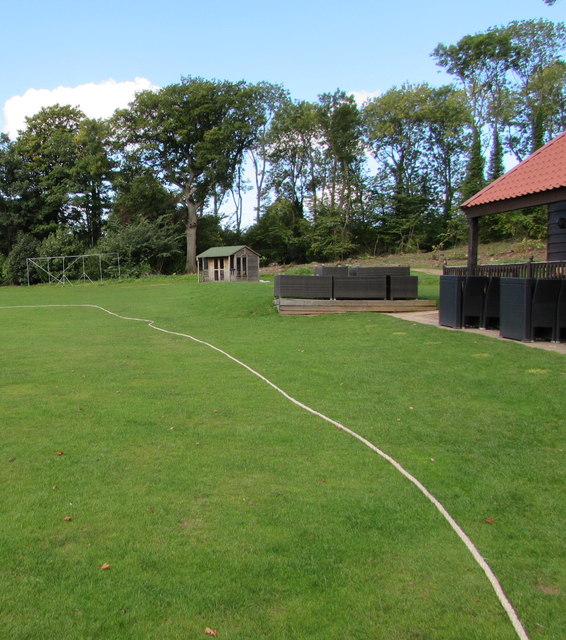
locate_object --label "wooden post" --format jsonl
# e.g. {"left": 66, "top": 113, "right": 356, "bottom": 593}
{"left": 467, "top": 216, "right": 478, "bottom": 275}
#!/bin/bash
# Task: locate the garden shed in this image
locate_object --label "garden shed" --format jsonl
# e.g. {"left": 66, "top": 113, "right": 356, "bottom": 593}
{"left": 196, "top": 245, "right": 260, "bottom": 282}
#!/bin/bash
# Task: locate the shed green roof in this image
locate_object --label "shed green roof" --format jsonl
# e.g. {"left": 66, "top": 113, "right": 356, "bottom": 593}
{"left": 196, "top": 245, "right": 259, "bottom": 258}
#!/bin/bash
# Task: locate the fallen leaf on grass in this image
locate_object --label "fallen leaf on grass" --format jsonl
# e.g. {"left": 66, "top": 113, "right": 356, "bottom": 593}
{"left": 484, "top": 518, "right": 495, "bottom": 524}
{"left": 100, "top": 563, "right": 111, "bottom": 570}
{"left": 204, "top": 628, "right": 218, "bottom": 637}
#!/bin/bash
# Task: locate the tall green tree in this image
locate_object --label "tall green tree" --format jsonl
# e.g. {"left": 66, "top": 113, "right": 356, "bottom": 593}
{"left": 307, "top": 205, "right": 356, "bottom": 262}
{"left": 313, "top": 90, "right": 366, "bottom": 258}
{"left": 363, "top": 83, "right": 469, "bottom": 251}
{"left": 0, "top": 133, "right": 21, "bottom": 255}
{"left": 114, "top": 77, "right": 267, "bottom": 273}
{"left": 433, "top": 30, "right": 515, "bottom": 132}
{"left": 487, "top": 126, "right": 505, "bottom": 181}
{"left": 503, "top": 20, "right": 566, "bottom": 158}
{"left": 247, "top": 83, "right": 289, "bottom": 222}
{"left": 244, "top": 198, "right": 310, "bottom": 264}
{"left": 70, "top": 118, "right": 114, "bottom": 247}
{"left": 433, "top": 20, "right": 566, "bottom": 166}
{"left": 432, "top": 28, "right": 516, "bottom": 211}
{"left": 3, "top": 108, "right": 114, "bottom": 254}
{"left": 111, "top": 158, "right": 179, "bottom": 225}
{"left": 3, "top": 232, "right": 40, "bottom": 285}
{"left": 461, "top": 126, "right": 486, "bottom": 201}
{"left": 317, "top": 90, "right": 365, "bottom": 212}
{"left": 363, "top": 84, "right": 433, "bottom": 196}
{"left": 266, "top": 99, "right": 323, "bottom": 222}
{"left": 98, "top": 215, "right": 184, "bottom": 277}
{"left": 423, "top": 85, "right": 471, "bottom": 218}
{"left": 11, "top": 105, "right": 85, "bottom": 239}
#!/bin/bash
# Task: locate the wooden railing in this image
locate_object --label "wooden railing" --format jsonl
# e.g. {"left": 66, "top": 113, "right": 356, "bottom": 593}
{"left": 443, "top": 261, "right": 566, "bottom": 279}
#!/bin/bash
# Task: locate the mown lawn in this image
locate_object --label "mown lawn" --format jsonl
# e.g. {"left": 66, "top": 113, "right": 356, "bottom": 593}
{"left": 0, "top": 275, "right": 564, "bottom": 639}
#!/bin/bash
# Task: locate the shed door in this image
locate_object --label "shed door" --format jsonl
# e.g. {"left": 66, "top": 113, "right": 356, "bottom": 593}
{"left": 213, "top": 258, "right": 225, "bottom": 281}
{"left": 236, "top": 256, "right": 247, "bottom": 278}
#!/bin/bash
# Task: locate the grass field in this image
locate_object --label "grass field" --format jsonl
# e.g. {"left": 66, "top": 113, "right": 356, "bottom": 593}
{"left": 1, "top": 275, "right": 564, "bottom": 639}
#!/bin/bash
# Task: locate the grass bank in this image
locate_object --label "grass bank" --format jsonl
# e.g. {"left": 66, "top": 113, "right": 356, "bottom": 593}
{"left": 265, "top": 238, "right": 548, "bottom": 273}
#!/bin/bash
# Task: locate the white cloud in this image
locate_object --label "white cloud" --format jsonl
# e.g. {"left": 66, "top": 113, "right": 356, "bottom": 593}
{"left": 348, "top": 89, "right": 382, "bottom": 107}
{"left": 2, "top": 77, "right": 159, "bottom": 139}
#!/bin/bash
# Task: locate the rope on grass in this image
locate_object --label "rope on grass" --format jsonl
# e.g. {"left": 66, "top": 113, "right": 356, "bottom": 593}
{"left": 0, "top": 303, "right": 530, "bottom": 640}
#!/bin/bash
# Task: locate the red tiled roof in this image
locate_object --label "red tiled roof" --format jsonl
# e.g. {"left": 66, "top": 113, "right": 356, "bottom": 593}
{"left": 462, "top": 129, "right": 566, "bottom": 210}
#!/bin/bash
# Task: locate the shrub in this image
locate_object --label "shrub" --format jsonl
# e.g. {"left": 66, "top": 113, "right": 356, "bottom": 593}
{"left": 4, "top": 233, "right": 41, "bottom": 285}
{"left": 97, "top": 216, "right": 184, "bottom": 277}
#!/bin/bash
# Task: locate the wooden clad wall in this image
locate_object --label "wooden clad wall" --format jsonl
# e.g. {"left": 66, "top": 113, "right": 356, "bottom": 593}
{"left": 548, "top": 201, "right": 566, "bottom": 261}
{"left": 247, "top": 260, "right": 260, "bottom": 280}
{"left": 235, "top": 247, "right": 260, "bottom": 281}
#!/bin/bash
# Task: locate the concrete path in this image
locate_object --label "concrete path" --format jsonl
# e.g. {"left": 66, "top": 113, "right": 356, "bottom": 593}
{"left": 387, "top": 309, "right": 566, "bottom": 355}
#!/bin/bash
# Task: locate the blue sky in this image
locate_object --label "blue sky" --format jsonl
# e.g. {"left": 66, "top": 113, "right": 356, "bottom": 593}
{"left": 1, "top": 0, "right": 562, "bottom": 137}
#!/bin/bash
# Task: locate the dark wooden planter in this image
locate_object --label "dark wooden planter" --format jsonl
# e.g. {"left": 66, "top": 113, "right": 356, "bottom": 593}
{"left": 274, "top": 275, "right": 332, "bottom": 299}
{"left": 313, "top": 266, "right": 350, "bottom": 277}
{"left": 333, "top": 276, "right": 387, "bottom": 300}
{"left": 557, "top": 281, "right": 566, "bottom": 342}
{"left": 482, "top": 277, "right": 501, "bottom": 330}
{"left": 531, "top": 279, "right": 562, "bottom": 341}
{"left": 439, "top": 275, "right": 465, "bottom": 328}
{"left": 462, "top": 276, "right": 488, "bottom": 328}
{"left": 499, "top": 278, "right": 535, "bottom": 341}
{"left": 351, "top": 266, "right": 410, "bottom": 277}
{"left": 389, "top": 275, "right": 418, "bottom": 300}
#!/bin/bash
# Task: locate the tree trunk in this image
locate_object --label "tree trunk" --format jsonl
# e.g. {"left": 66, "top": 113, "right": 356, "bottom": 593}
{"left": 251, "top": 149, "right": 267, "bottom": 223}
{"left": 185, "top": 200, "right": 198, "bottom": 273}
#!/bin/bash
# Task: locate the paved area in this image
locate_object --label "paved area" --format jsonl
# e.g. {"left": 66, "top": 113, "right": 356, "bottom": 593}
{"left": 387, "top": 309, "right": 566, "bottom": 355}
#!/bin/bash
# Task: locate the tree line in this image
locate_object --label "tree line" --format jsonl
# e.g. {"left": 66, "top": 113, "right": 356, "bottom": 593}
{"left": 1, "top": 19, "right": 565, "bottom": 284}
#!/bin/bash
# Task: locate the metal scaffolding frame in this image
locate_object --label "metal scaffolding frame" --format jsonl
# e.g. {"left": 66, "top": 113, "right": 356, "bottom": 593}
{"left": 26, "top": 253, "right": 121, "bottom": 286}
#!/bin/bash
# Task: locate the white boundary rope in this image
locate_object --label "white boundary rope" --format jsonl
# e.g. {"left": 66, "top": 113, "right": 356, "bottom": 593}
{"left": 1, "top": 303, "right": 530, "bottom": 640}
